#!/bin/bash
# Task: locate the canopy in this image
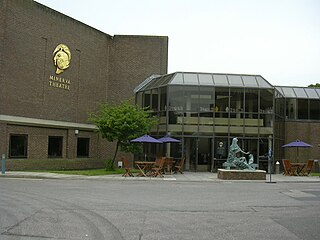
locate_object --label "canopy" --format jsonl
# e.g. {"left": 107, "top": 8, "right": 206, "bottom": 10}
{"left": 282, "top": 140, "right": 312, "bottom": 148}
{"left": 158, "top": 135, "right": 181, "bottom": 143}
{"left": 130, "top": 134, "right": 162, "bottom": 161}
{"left": 130, "top": 135, "right": 162, "bottom": 143}
{"left": 282, "top": 140, "right": 312, "bottom": 162}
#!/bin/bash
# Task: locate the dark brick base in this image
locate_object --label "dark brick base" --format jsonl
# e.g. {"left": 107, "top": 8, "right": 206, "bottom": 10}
{"left": 217, "top": 169, "right": 266, "bottom": 180}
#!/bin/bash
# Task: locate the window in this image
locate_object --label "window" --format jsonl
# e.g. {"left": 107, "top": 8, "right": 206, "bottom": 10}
{"left": 297, "top": 99, "right": 308, "bottom": 119}
{"left": 230, "top": 88, "right": 244, "bottom": 118}
{"left": 48, "top": 136, "right": 63, "bottom": 158}
{"left": 286, "top": 99, "right": 296, "bottom": 120}
{"left": 245, "top": 89, "right": 259, "bottom": 114}
{"left": 143, "top": 90, "right": 151, "bottom": 108}
{"left": 151, "top": 89, "right": 159, "bottom": 111}
{"left": 260, "top": 90, "right": 273, "bottom": 112}
{"left": 215, "top": 87, "right": 229, "bottom": 114}
{"left": 77, "top": 138, "right": 90, "bottom": 157}
{"left": 310, "top": 99, "right": 320, "bottom": 120}
{"left": 9, "top": 134, "right": 28, "bottom": 158}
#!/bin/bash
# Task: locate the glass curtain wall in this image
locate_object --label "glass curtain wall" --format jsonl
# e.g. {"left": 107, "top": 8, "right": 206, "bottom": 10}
{"left": 135, "top": 73, "right": 276, "bottom": 172}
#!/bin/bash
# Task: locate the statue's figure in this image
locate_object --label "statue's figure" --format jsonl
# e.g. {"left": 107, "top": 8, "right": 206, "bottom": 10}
{"left": 223, "top": 138, "right": 255, "bottom": 170}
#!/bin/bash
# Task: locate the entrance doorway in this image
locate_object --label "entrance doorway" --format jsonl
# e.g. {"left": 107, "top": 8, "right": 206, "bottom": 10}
{"left": 185, "top": 137, "right": 212, "bottom": 172}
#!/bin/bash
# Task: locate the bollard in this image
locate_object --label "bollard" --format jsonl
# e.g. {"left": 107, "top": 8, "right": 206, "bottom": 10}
{"left": 1, "top": 154, "right": 5, "bottom": 174}
{"left": 275, "top": 161, "right": 280, "bottom": 174}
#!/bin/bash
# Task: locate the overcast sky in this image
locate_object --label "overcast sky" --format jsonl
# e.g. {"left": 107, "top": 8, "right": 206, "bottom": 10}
{"left": 35, "top": 0, "right": 320, "bottom": 87}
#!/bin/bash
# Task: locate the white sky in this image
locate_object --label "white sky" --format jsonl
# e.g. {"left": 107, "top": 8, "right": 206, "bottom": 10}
{"left": 35, "top": 0, "right": 320, "bottom": 87}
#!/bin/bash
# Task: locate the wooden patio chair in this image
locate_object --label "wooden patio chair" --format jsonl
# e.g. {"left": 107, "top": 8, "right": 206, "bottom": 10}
{"left": 121, "top": 157, "right": 134, "bottom": 177}
{"left": 282, "top": 159, "right": 297, "bottom": 176}
{"left": 151, "top": 157, "right": 166, "bottom": 177}
{"left": 173, "top": 157, "right": 185, "bottom": 174}
{"left": 301, "top": 159, "right": 314, "bottom": 176}
{"left": 164, "top": 157, "right": 175, "bottom": 174}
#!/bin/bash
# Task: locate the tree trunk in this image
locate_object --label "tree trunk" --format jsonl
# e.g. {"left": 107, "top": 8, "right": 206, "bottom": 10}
{"left": 112, "top": 141, "right": 120, "bottom": 165}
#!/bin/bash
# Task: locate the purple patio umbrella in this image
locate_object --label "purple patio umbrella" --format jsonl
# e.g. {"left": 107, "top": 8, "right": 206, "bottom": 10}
{"left": 130, "top": 134, "right": 162, "bottom": 143}
{"left": 282, "top": 139, "right": 312, "bottom": 162}
{"left": 157, "top": 135, "right": 181, "bottom": 157}
{"left": 130, "top": 135, "right": 162, "bottom": 160}
{"left": 158, "top": 135, "right": 181, "bottom": 143}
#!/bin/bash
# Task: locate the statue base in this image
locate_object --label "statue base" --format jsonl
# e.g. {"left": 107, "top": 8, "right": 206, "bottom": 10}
{"left": 217, "top": 169, "right": 266, "bottom": 180}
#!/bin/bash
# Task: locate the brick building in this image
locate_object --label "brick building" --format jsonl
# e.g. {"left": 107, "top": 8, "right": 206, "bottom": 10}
{"left": 0, "top": 0, "right": 168, "bottom": 170}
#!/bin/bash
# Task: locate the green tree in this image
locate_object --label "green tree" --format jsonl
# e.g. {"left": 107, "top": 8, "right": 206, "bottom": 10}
{"left": 90, "top": 101, "right": 158, "bottom": 169}
{"left": 308, "top": 83, "right": 320, "bottom": 88}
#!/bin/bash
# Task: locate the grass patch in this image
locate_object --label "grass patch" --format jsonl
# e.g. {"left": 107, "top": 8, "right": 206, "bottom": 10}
{"left": 48, "top": 168, "right": 139, "bottom": 176}
{"left": 311, "top": 172, "right": 320, "bottom": 176}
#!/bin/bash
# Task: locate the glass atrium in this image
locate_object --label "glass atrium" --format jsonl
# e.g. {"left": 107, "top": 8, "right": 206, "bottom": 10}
{"left": 135, "top": 72, "right": 320, "bottom": 172}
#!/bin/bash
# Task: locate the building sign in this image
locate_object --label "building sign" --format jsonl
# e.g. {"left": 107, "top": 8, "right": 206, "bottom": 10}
{"left": 49, "top": 44, "right": 72, "bottom": 90}
{"left": 53, "top": 44, "right": 71, "bottom": 74}
{"left": 49, "top": 75, "right": 70, "bottom": 90}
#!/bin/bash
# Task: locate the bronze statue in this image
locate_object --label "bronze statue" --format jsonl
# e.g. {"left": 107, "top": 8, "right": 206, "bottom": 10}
{"left": 223, "top": 138, "right": 256, "bottom": 170}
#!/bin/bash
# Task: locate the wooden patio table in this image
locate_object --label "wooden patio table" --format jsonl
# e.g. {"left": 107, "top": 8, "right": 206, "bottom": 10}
{"left": 290, "top": 163, "right": 306, "bottom": 176}
{"left": 163, "top": 157, "right": 175, "bottom": 174}
{"left": 135, "top": 161, "right": 155, "bottom": 177}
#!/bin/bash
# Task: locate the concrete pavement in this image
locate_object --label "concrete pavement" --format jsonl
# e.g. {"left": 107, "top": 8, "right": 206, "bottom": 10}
{"left": 1, "top": 171, "right": 320, "bottom": 182}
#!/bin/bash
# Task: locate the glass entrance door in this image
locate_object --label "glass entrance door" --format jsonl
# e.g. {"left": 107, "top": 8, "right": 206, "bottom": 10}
{"left": 185, "top": 137, "right": 212, "bottom": 172}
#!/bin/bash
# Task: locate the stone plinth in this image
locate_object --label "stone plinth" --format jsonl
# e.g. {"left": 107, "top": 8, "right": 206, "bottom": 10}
{"left": 217, "top": 169, "right": 266, "bottom": 180}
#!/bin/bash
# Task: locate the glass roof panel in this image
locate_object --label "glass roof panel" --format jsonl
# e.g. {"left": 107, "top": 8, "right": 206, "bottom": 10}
{"left": 256, "top": 76, "right": 272, "bottom": 88}
{"left": 305, "top": 88, "right": 319, "bottom": 99}
{"left": 315, "top": 89, "right": 320, "bottom": 98}
{"left": 281, "top": 87, "right": 296, "bottom": 98}
{"left": 170, "top": 73, "right": 183, "bottom": 84}
{"left": 139, "top": 72, "right": 276, "bottom": 91}
{"left": 242, "top": 76, "right": 258, "bottom": 87}
{"left": 213, "top": 74, "right": 228, "bottom": 86}
{"left": 227, "top": 75, "right": 243, "bottom": 87}
{"left": 275, "top": 86, "right": 284, "bottom": 95}
{"left": 156, "top": 74, "right": 173, "bottom": 87}
{"left": 293, "top": 88, "right": 308, "bottom": 98}
{"left": 275, "top": 87, "right": 285, "bottom": 98}
{"left": 183, "top": 73, "right": 199, "bottom": 85}
{"left": 144, "top": 77, "right": 162, "bottom": 90}
{"left": 198, "top": 73, "right": 214, "bottom": 86}
{"left": 134, "top": 74, "right": 161, "bottom": 92}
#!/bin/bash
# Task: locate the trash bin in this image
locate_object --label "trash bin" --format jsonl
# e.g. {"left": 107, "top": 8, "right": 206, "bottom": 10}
{"left": 117, "top": 160, "right": 123, "bottom": 168}
{"left": 275, "top": 161, "right": 280, "bottom": 174}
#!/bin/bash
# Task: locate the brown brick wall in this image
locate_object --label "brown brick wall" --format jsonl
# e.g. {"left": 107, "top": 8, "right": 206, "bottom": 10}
{"left": 0, "top": 0, "right": 6, "bottom": 99}
{"left": 108, "top": 35, "right": 168, "bottom": 103}
{"left": 0, "top": 0, "right": 168, "bottom": 167}
{"left": 1, "top": 0, "right": 112, "bottom": 123}
{"left": 0, "top": 123, "right": 7, "bottom": 156}
{"left": 4, "top": 124, "right": 112, "bottom": 160}
{"left": 284, "top": 121, "right": 320, "bottom": 162}
{"left": 1, "top": 0, "right": 168, "bottom": 122}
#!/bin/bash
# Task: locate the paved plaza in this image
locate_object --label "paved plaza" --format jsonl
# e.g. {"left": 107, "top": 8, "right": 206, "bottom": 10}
{"left": 1, "top": 171, "right": 320, "bottom": 239}
{"left": 1, "top": 171, "right": 320, "bottom": 183}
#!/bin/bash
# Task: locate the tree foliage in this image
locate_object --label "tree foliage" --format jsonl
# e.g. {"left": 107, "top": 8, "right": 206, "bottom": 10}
{"left": 308, "top": 83, "right": 320, "bottom": 88}
{"left": 89, "top": 101, "right": 158, "bottom": 168}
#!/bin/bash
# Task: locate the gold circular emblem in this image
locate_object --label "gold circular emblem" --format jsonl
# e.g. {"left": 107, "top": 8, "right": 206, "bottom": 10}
{"left": 53, "top": 44, "right": 71, "bottom": 74}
